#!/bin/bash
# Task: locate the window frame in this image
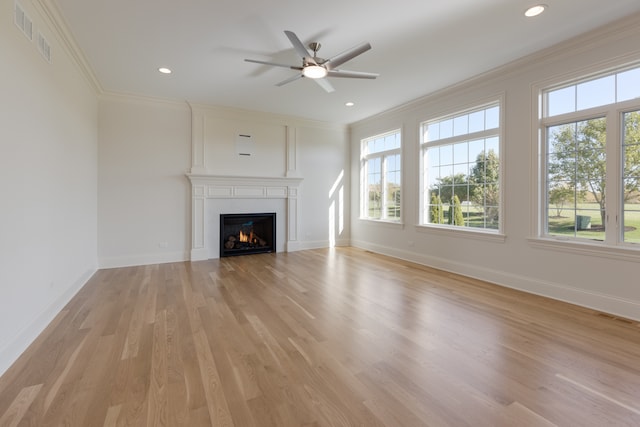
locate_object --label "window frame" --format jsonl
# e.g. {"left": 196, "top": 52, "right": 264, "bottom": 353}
{"left": 360, "top": 128, "right": 403, "bottom": 223}
{"left": 532, "top": 60, "right": 640, "bottom": 259}
{"left": 418, "top": 96, "right": 505, "bottom": 238}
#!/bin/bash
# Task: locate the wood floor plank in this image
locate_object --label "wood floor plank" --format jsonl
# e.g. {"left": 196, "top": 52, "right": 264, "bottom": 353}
{"left": 146, "top": 310, "right": 168, "bottom": 427}
{"left": 102, "top": 404, "right": 121, "bottom": 427}
{"left": 42, "top": 334, "right": 88, "bottom": 413}
{"left": 192, "top": 329, "right": 234, "bottom": 426}
{"left": 1, "top": 248, "right": 640, "bottom": 426}
{"left": 0, "top": 384, "right": 42, "bottom": 427}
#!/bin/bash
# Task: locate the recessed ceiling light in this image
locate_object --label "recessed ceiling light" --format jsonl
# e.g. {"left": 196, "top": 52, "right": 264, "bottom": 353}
{"left": 158, "top": 67, "right": 172, "bottom": 74}
{"left": 525, "top": 4, "right": 547, "bottom": 17}
{"left": 345, "top": 102, "right": 355, "bottom": 107}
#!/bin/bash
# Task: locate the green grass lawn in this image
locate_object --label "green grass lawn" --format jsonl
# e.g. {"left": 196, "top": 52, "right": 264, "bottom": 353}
{"left": 436, "top": 205, "right": 499, "bottom": 230}
{"left": 385, "top": 201, "right": 640, "bottom": 242}
{"left": 548, "top": 203, "right": 640, "bottom": 243}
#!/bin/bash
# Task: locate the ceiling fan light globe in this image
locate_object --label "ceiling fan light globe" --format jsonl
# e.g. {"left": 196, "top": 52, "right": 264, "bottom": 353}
{"left": 303, "top": 65, "right": 328, "bottom": 79}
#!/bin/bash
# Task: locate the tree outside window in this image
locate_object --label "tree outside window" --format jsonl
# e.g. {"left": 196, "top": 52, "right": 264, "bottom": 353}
{"left": 546, "top": 118, "right": 606, "bottom": 236}
{"left": 541, "top": 65, "right": 640, "bottom": 244}
{"left": 422, "top": 103, "right": 501, "bottom": 231}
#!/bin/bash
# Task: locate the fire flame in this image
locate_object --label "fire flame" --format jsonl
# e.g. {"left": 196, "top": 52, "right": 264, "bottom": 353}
{"left": 239, "top": 230, "right": 253, "bottom": 243}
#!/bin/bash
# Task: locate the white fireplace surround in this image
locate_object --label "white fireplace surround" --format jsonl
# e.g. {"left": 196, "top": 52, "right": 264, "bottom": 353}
{"left": 187, "top": 174, "right": 303, "bottom": 260}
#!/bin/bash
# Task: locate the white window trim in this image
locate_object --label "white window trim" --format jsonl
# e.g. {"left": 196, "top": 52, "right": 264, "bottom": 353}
{"left": 360, "top": 128, "right": 403, "bottom": 223}
{"left": 530, "top": 58, "right": 640, "bottom": 258}
{"left": 415, "top": 223, "right": 506, "bottom": 242}
{"left": 418, "top": 94, "right": 506, "bottom": 235}
{"left": 527, "top": 237, "right": 640, "bottom": 263}
{"left": 358, "top": 217, "right": 405, "bottom": 228}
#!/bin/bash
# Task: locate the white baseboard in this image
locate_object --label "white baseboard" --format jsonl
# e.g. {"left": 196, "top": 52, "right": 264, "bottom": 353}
{"left": 99, "top": 251, "right": 190, "bottom": 269}
{"left": 0, "top": 267, "right": 96, "bottom": 377}
{"left": 292, "top": 239, "right": 350, "bottom": 251}
{"left": 193, "top": 240, "right": 348, "bottom": 258}
{"left": 190, "top": 248, "right": 208, "bottom": 262}
{"left": 285, "top": 240, "right": 305, "bottom": 253}
{"left": 351, "top": 240, "right": 640, "bottom": 322}
{"left": 334, "top": 239, "right": 351, "bottom": 248}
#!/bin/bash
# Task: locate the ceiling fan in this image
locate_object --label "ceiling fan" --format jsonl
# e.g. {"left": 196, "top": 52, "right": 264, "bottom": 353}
{"left": 245, "top": 30, "right": 378, "bottom": 93}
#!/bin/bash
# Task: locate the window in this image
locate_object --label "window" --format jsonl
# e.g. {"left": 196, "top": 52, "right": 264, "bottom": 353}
{"left": 420, "top": 102, "right": 501, "bottom": 231}
{"left": 541, "top": 64, "right": 640, "bottom": 246}
{"left": 361, "top": 130, "right": 402, "bottom": 221}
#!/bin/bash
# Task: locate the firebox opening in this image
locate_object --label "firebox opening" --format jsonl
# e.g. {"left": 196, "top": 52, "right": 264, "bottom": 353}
{"left": 220, "top": 213, "right": 276, "bottom": 257}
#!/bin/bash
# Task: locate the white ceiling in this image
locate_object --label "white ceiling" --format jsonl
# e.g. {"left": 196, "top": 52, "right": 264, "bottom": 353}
{"left": 52, "top": 0, "right": 640, "bottom": 124}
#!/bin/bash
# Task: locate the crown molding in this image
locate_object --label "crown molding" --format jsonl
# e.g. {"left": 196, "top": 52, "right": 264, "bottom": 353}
{"left": 187, "top": 102, "right": 349, "bottom": 132}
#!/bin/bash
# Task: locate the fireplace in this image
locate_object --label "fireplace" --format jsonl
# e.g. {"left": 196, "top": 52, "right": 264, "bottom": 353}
{"left": 220, "top": 213, "right": 276, "bottom": 257}
{"left": 186, "top": 174, "right": 302, "bottom": 260}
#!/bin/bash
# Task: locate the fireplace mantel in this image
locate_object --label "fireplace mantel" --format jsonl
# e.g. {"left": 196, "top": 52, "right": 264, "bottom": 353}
{"left": 186, "top": 174, "right": 303, "bottom": 260}
{"left": 187, "top": 174, "right": 303, "bottom": 193}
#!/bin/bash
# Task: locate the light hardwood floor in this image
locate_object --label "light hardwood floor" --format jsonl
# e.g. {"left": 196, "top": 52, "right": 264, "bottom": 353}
{"left": 1, "top": 248, "right": 639, "bottom": 426}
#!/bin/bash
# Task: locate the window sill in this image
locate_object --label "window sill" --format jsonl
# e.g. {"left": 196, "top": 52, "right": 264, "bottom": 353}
{"left": 527, "top": 237, "right": 640, "bottom": 263}
{"left": 358, "top": 218, "right": 404, "bottom": 228}
{"left": 415, "top": 224, "right": 506, "bottom": 243}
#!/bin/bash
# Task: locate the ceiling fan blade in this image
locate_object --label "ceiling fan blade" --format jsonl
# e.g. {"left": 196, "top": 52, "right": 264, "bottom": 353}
{"left": 275, "top": 73, "right": 303, "bottom": 87}
{"left": 313, "top": 78, "right": 335, "bottom": 93}
{"left": 245, "top": 58, "right": 303, "bottom": 70}
{"left": 326, "top": 70, "right": 379, "bottom": 79}
{"left": 284, "top": 30, "right": 316, "bottom": 64}
{"left": 325, "top": 42, "right": 372, "bottom": 70}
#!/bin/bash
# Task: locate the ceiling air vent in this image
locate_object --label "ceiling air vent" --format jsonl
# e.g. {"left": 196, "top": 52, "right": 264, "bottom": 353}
{"left": 38, "top": 32, "right": 51, "bottom": 63}
{"left": 14, "top": 1, "right": 33, "bottom": 41}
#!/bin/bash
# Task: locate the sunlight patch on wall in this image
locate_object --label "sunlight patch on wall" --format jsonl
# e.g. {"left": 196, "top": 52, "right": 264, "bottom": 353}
{"left": 329, "top": 170, "right": 345, "bottom": 246}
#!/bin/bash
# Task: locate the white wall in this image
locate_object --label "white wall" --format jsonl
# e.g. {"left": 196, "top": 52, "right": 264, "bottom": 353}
{"left": 296, "top": 125, "right": 350, "bottom": 248}
{"left": 0, "top": 0, "right": 98, "bottom": 374}
{"left": 350, "top": 14, "right": 640, "bottom": 321}
{"left": 98, "top": 95, "right": 191, "bottom": 267}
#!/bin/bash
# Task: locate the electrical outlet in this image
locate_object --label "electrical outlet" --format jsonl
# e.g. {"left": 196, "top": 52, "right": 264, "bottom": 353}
{"left": 158, "top": 242, "right": 168, "bottom": 248}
